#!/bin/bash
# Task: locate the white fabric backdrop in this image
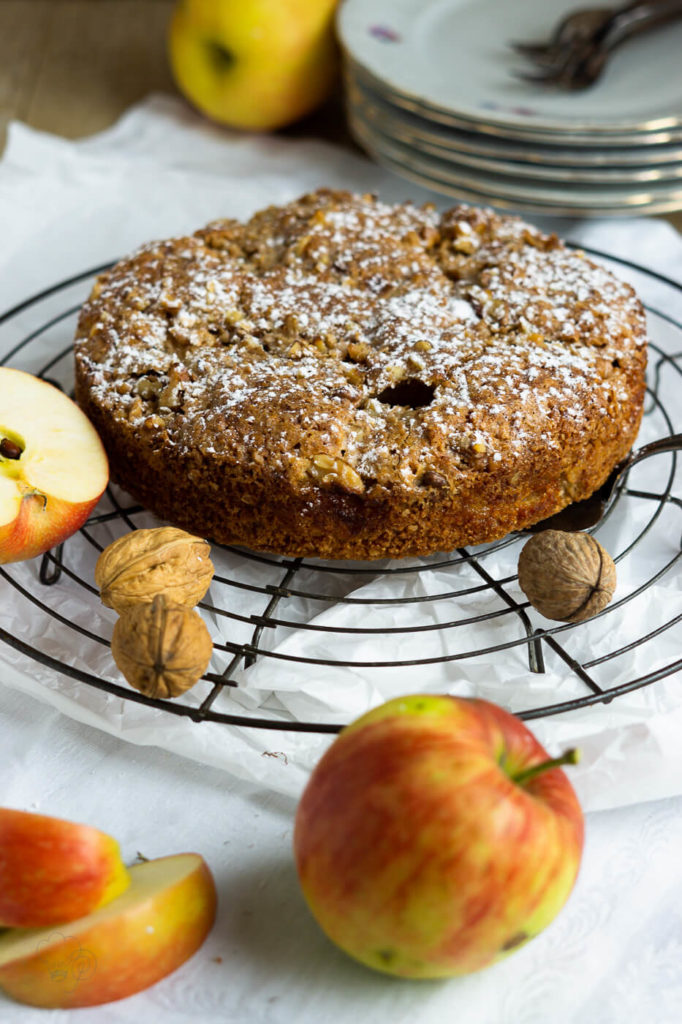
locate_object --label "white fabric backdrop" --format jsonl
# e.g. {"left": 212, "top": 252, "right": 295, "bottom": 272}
{"left": 1, "top": 95, "right": 681, "bottom": 811}
{"left": 1, "top": 96, "right": 681, "bottom": 1022}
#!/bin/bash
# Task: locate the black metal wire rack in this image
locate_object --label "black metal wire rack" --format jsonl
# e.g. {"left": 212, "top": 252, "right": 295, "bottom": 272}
{"left": 1, "top": 247, "right": 681, "bottom": 735}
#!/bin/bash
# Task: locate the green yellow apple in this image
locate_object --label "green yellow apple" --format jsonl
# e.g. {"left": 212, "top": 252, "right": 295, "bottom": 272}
{"left": 0, "top": 808, "right": 130, "bottom": 928}
{"left": 0, "top": 368, "right": 108, "bottom": 564}
{"left": 294, "top": 695, "right": 584, "bottom": 978}
{"left": 168, "top": 0, "right": 339, "bottom": 131}
{"left": 0, "top": 853, "right": 217, "bottom": 1008}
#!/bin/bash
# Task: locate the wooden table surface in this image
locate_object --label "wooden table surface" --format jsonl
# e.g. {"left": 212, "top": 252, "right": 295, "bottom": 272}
{"left": 1, "top": 0, "right": 680, "bottom": 234}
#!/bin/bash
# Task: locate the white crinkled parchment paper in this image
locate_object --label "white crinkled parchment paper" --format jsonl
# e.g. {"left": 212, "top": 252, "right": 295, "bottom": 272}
{"left": 1, "top": 95, "right": 681, "bottom": 812}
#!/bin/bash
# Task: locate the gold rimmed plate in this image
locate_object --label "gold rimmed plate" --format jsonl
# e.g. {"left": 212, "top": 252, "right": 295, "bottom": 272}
{"left": 338, "top": 0, "right": 682, "bottom": 142}
{"left": 349, "top": 108, "right": 682, "bottom": 216}
{"left": 347, "top": 74, "right": 682, "bottom": 181}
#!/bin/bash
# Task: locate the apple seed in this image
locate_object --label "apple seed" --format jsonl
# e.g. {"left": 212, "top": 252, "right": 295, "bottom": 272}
{"left": 0, "top": 438, "right": 22, "bottom": 460}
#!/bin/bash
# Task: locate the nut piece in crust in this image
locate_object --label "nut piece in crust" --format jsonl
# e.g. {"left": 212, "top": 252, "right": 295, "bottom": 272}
{"left": 95, "top": 526, "right": 213, "bottom": 613}
{"left": 307, "top": 454, "right": 365, "bottom": 494}
{"left": 111, "top": 594, "right": 213, "bottom": 699}
{"left": 518, "top": 530, "right": 617, "bottom": 623}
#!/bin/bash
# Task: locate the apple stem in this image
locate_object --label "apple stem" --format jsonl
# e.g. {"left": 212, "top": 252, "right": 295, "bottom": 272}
{"left": 511, "top": 748, "right": 580, "bottom": 786}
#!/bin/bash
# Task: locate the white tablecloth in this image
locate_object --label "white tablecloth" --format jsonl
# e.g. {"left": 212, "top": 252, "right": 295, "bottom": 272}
{"left": 1, "top": 96, "right": 682, "bottom": 1023}
{"left": 3, "top": 682, "right": 682, "bottom": 1024}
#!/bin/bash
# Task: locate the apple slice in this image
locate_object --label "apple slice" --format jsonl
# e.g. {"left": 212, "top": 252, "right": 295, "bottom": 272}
{"left": 0, "top": 808, "right": 130, "bottom": 928}
{"left": 0, "top": 853, "right": 217, "bottom": 1008}
{"left": 0, "top": 367, "right": 108, "bottom": 564}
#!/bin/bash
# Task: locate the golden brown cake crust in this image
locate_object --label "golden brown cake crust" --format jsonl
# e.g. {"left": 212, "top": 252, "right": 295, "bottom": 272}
{"left": 74, "top": 190, "right": 647, "bottom": 559}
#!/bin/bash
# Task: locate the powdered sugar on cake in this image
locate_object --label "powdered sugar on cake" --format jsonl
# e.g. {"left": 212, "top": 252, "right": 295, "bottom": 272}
{"left": 75, "top": 190, "right": 647, "bottom": 489}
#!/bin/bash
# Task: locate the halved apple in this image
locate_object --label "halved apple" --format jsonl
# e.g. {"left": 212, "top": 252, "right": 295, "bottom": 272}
{"left": 0, "top": 808, "right": 130, "bottom": 928}
{"left": 0, "top": 853, "right": 217, "bottom": 1008}
{"left": 0, "top": 368, "right": 108, "bottom": 564}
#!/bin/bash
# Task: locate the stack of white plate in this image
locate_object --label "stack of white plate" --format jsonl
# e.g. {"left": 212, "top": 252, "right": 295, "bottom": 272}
{"left": 337, "top": 0, "right": 682, "bottom": 216}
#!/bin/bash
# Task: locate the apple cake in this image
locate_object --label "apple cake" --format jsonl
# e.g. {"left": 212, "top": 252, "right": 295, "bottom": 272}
{"left": 74, "top": 190, "right": 648, "bottom": 560}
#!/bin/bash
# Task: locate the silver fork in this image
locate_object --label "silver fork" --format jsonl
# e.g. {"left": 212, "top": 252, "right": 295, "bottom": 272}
{"left": 513, "top": 0, "right": 682, "bottom": 88}
{"left": 513, "top": 6, "right": 616, "bottom": 68}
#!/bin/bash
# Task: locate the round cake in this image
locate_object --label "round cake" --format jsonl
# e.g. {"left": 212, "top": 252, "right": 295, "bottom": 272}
{"left": 74, "top": 190, "right": 648, "bottom": 560}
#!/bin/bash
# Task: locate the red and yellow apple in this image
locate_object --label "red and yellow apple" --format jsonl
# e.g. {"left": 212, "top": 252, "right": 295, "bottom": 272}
{"left": 0, "top": 853, "right": 217, "bottom": 1008}
{"left": 0, "top": 368, "right": 108, "bottom": 564}
{"left": 0, "top": 808, "right": 130, "bottom": 928}
{"left": 294, "top": 695, "right": 584, "bottom": 978}
{"left": 168, "top": 0, "right": 339, "bottom": 131}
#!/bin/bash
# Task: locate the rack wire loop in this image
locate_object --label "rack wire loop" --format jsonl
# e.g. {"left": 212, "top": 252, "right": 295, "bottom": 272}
{"left": 1, "top": 247, "right": 681, "bottom": 733}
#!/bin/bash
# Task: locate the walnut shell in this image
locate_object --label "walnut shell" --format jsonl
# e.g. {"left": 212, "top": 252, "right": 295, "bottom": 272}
{"left": 111, "top": 594, "right": 213, "bottom": 699}
{"left": 518, "top": 530, "right": 616, "bottom": 623}
{"left": 95, "top": 527, "right": 213, "bottom": 613}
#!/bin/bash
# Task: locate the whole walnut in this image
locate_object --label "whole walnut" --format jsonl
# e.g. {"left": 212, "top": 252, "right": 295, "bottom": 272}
{"left": 111, "top": 594, "right": 213, "bottom": 699}
{"left": 518, "top": 529, "right": 617, "bottom": 623}
{"left": 95, "top": 527, "right": 213, "bottom": 613}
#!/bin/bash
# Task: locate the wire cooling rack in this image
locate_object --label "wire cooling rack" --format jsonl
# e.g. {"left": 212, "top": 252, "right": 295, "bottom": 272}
{"left": 1, "top": 247, "right": 681, "bottom": 734}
